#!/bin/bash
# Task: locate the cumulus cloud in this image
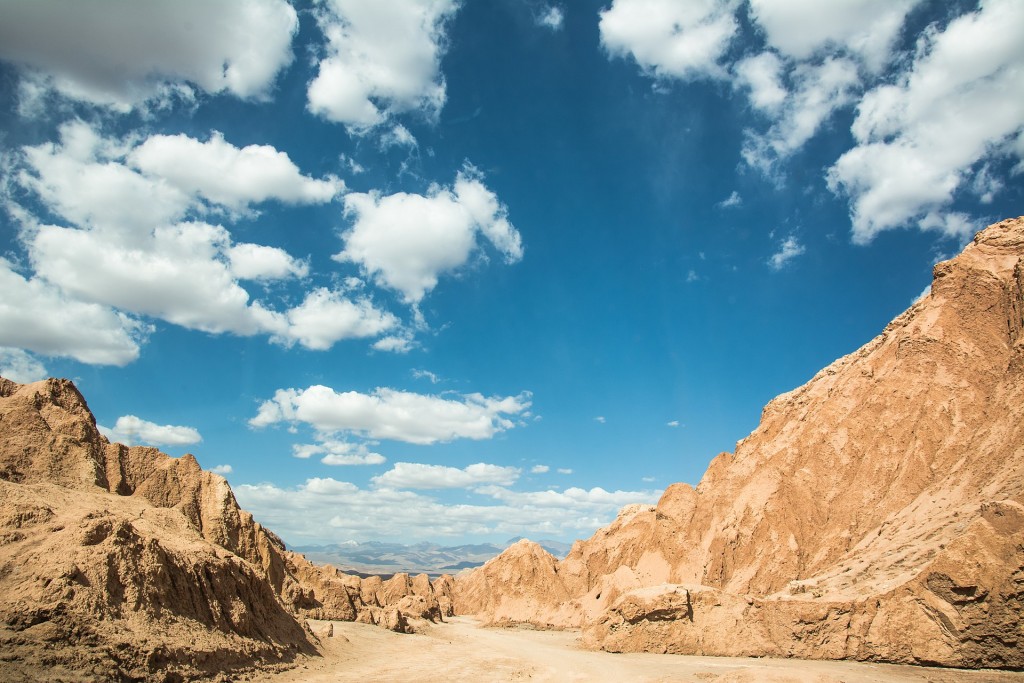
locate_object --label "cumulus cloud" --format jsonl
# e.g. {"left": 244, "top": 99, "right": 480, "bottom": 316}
{"left": 594, "top": 416, "right": 606, "bottom": 423}
{"left": 31, "top": 221, "right": 283, "bottom": 336}
{"left": 768, "top": 235, "right": 806, "bottom": 270}
{"left": 828, "top": 0, "right": 1024, "bottom": 243}
{"left": 128, "top": 132, "right": 344, "bottom": 212}
{"left": 249, "top": 385, "right": 532, "bottom": 445}
{"left": 336, "top": 166, "right": 523, "bottom": 304}
{"left": 599, "top": 0, "right": 740, "bottom": 81}
{"left": 371, "top": 334, "right": 417, "bottom": 354}
{"left": 20, "top": 121, "right": 343, "bottom": 233}
{"left": 734, "top": 52, "right": 787, "bottom": 112}
{"left": 0, "top": 0, "right": 297, "bottom": 112}
{"left": 747, "top": 0, "right": 921, "bottom": 71}
{"left": 557, "top": 468, "right": 573, "bottom": 475}
{"left": 0, "top": 258, "right": 146, "bottom": 366}
{"left": 530, "top": 464, "right": 550, "bottom": 474}
{"left": 307, "top": 0, "right": 459, "bottom": 130}
{"left": 210, "top": 464, "right": 234, "bottom": 475}
{"left": 101, "top": 415, "right": 202, "bottom": 447}
{"left": 19, "top": 121, "right": 191, "bottom": 236}
{"left": 0, "top": 347, "right": 48, "bottom": 383}
{"left": 9, "top": 121, "right": 399, "bottom": 356}
{"left": 372, "top": 462, "right": 521, "bottom": 489}
{"left": 234, "top": 476, "right": 660, "bottom": 543}
{"left": 667, "top": 420, "right": 680, "bottom": 427}
{"left": 279, "top": 288, "right": 400, "bottom": 351}
{"left": 228, "top": 243, "right": 310, "bottom": 281}
{"left": 293, "top": 439, "right": 386, "bottom": 466}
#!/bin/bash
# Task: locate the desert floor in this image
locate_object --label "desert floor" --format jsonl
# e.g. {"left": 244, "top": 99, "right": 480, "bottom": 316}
{"left": 246, "top": 617, "right": 1023, "bottom": 683}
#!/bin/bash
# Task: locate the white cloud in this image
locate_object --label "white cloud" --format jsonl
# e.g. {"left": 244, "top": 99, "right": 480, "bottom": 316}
{"left": 557, "top": 468, "right": 573, "bottom": 475}
{"left": 228, "top": 243, "right": 310, "bottom": 281}
{"left": 379, "top": 124, "right": 418, "bottom": 150}
{"left": 0, "top": 258, "right": 145, "bottom": 366}
{"left": 742, "top": 57, "right": 860, "bottom": 174}
{"left": 233, "top": 476, "right": 660, "bottom": 543}
{"left": 279, "top": 288, "right": 399, "bottom": 351}
{"left": 20, "top": 122, "right": 343, "bottom": 233}
{"left": 128, "top": 132, "right": 344, "bottom": 212}
{"left": 19, "top": 121, "right": 192, "bottom": 236}
{"left": 734, "top": 52, "right": 786, "bottom": 112}
{"left": 828, "top": 0, "right": 1024, "bottom": 243}
{"left": 475, "top": 485, "right": 646, "bottom": 507}
{"left": 293, "top": 439, "right": 386, "bottom": 466}
{"left": 13, "top": 122, "right": 398, "bottom": 354}
{"left": 768, "top": 235, "right": 806, "bottom": 270}
{"left": 307, "top": 0, "right": 459, "bottom": 130}
{"left": 336, "top": 166, "right": 522, "bottom": 304}
{"left": 747, "top": 0, "right": 921, "bottom": 71}
{"left": 101, "top": 414, "right": 202, "bottom": 447}
{"left": 210, "top": 464, "right": 234, "bottom": 475}
{"left": 30, "top": 221, "right": 283, "bottom": 336}
{"left": 372, "top": 462, "right": 521, "bottom": 489}
{"left": 371, "top": 334, "right": 417, "bottom": 354}
{"left": 531, "top": 464, "right": 550, "bottom": 474}
{"left": 412, "top": 369, "right": 441, "bottom": 383}
{"left": 537, "top": 6, "right": 565, "bottom": 31}
{"left": 594, "top": 416, "right": 606, "bottom": 423}
{"left": 667, "top": 420, "right": 680, "bottom": 427}
{"left": 717, "top": 190, "right": 742, "bottom": 208}
{"left": 599, "top": 0, "right": 739, "bottom": 81}
{"left": 249, "top": 385, "right": 532, "bottom": 445}
{"left": 0, "top": 0, "right": 297, "bottom": 112}
{"left": 0, "top": 347, "right": 48, "bottom": 383}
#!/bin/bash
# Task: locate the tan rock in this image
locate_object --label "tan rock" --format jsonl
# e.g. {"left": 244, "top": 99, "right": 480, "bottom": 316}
{"left": 0, "top": 376, "right": 446, "bottom": 680}
{"left": 453, "top": 216, "right": 1024, "bottom": 669}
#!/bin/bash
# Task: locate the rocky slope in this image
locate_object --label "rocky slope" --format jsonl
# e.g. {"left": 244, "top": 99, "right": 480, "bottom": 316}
{"left": 454, "top": 216, "right": 1024, "bottom": 669}
{"left": 0, "top": 377, "right": 453, "bottom": 682}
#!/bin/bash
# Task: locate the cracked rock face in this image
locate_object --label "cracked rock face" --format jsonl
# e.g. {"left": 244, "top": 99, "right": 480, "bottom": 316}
{"left": 454, "top": 216, "right": 1024, "bottom": 669}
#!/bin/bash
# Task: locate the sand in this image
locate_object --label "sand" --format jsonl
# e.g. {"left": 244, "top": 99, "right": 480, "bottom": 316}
{"left": 247, "top": 617, "right": 1024, "bottom": 683}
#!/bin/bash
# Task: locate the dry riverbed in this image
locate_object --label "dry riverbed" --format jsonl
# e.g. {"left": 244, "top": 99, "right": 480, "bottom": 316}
{"left": 246, "top": 617, "right": 1023, "bottom": 683}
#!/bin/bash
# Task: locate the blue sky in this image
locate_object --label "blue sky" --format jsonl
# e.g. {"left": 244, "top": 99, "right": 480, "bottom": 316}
{"left": 0, "top": 0, "right": 1021, "bottom": 545}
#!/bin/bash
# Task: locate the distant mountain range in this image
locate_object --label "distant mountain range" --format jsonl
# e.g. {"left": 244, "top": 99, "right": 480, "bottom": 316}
{"left": 293, "top": 537, "right": 574, "bottom": 577}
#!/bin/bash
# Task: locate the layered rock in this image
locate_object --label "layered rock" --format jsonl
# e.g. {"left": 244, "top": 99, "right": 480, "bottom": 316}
{"left": 0, "top": 377, "right": 451, "bottom": 681}
{"left": 454, "top": 216, "right": 1024, "bottom": 669}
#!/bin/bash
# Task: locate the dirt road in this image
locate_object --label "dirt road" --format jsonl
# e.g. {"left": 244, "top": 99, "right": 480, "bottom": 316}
{"left": 246, "top": 617, "right": 1022, "bottom": 683}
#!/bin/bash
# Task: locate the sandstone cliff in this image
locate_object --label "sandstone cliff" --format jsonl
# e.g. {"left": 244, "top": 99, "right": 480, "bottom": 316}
{"left": 0, "top": 377, "right": 452, "bottom": 681}
{"left": 454, "top": 216, "right": 1024, "bottom": 669}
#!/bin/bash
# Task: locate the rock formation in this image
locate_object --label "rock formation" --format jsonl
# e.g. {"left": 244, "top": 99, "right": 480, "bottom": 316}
{"left": 454, "top": 216, "right": 1024, "bottom": 669}
{"left": 0, "top": 376, "right": 452, "bottom": 681}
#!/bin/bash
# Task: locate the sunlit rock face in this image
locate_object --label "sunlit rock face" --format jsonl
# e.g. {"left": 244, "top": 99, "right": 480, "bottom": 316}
{"left": 0, "top": 376, "right": 454, "bottom": 681}
{"left": 454, "top": 216, "right": 1024, "bottom": 670}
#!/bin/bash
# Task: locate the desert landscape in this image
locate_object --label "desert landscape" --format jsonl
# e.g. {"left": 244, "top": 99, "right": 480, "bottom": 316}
{"left": 2, "top": 2, "right": 1024, "bottom": 681}
{"left": 2, "top": 216, "right": 1022, "bottom": 680}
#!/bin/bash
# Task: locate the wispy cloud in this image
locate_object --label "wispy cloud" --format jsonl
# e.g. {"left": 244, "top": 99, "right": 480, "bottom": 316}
{"left": 768, "top": 236, "right": 806, "bottom": 270}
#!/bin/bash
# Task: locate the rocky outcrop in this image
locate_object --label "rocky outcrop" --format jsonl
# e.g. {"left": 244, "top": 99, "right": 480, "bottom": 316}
{"left": 454, "top": 216, "right": 1024, "bottom": 669}
{"left": 0, "top": 377, "right": 451, "bottom": 681}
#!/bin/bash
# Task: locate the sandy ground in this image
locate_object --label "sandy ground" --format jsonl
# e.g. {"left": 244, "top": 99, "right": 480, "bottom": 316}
{"left": 245, "top": 617, "right": 1023, "bottom": 683}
